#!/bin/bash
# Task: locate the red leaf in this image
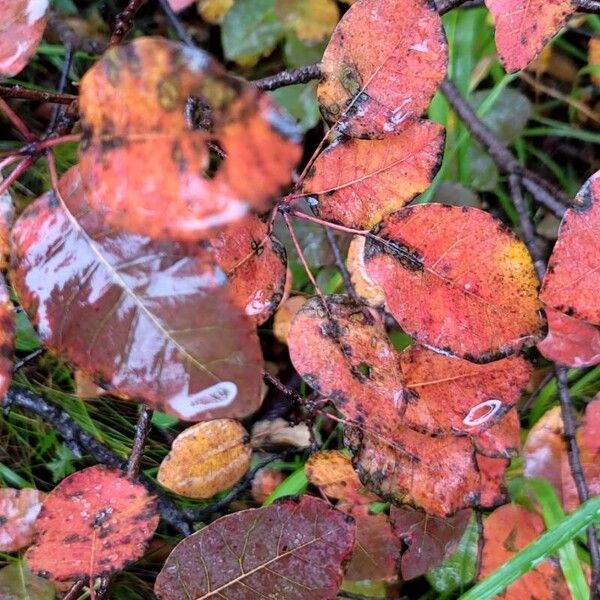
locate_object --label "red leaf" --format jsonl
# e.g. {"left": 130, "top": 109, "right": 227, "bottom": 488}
{"left": 537, "top": 307, "right": 600, "bottom": 368}
{"left": 211, "top": 216, "right": 288, "bottom": 325}
{"left": 154, "top": 496, "right": 355, "bottom": 600}
{"left": 541, "top": 171, "right": 600, "bottom": 325}
{"left": 25, "top": 465, "right": 159, "bottom": 581}
{"left": 317, "top": 0, "right": 447, "bottom": 138}
{"left": 390, "top": 506, "right": 471, "bottom": 580}
{"left": 364, "top": 204, "right": 544, "bottom": 362}
{"left": 400, "top": 345, "right": 532, "bottom": 435}
{"left": 0, "top": 276, "right": 13, "bottom": 401}
{"left": 0, "top": 0, "right": 49, "bottom": 77}
{"left": 303, "top": 120, "right": 444, "bottom": 229}
{"left": 481, "top": 504, "right": 569, "bottom": 599}
{"left": 474, "top": 408, "right": 520, "bottom": 458}
{"left": 485, "top": 0, "right": 575, "bottom": 73}
{"left": 0, "top": 488, "right": 46, "bottom": 552}
{"left": 11, "top": 166, "right": 262, "bottom": 421}
{"left": 79, "top": 37, "right": 301, "bottom": 241}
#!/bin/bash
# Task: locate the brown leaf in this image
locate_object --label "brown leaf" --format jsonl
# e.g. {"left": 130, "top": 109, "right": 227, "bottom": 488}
{"left": 364, "top": 204, "right": 544, "bottom": 362}
{"left": 541, "top": 170, "right": 600, "bottom": 325}
{"left": 154, "top": 496, "right": 356, "bottom": 600}
{"left": 317, "top": 0, "right": 447, "bottom": 138}
{"left": 303, "top": 120, "right": 444, "bottom": 228}
{"left": 0, "top": 0, "right": 49, "bottom": 77}
{"left": 25, "top": 465, "right": 159, "bottom": 581}
{"left": 158, "top": 419, "right": 252, "bottom": 499}
{"left": 0, "top": 488, "right": 46, "bottom": 552}
{"left": 390, "top": 506, "right": 471, "bottom": 580}
{"left": 11, "top": 166, "right": 262, "bottom": 421}
{"left": 251, "top": 417, "right": 312, "bottom": 449}
{"left": 79, "top": 37, "right": 301, "bottom": 241}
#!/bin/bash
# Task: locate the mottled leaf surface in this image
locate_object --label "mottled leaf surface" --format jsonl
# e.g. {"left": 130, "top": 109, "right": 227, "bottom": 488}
{"left": 541, "top": 170, "right": 600, "bottom": 325}
{"left": 211, "top": 216, "right": 287, "bottom": 325}
{"left": 0, "top": 0, "right": 48, "bottom": 77}
{"left": 11, "top": 167, "right": 262, "bottom": 421}
{"left": 154, "top": 496, "right": 355, "bottom": 600}
{"left": 25, "top": 465, "right": 159, "bottom": 581}
{"left": 390, "top": 506, "right": 471, "bottom": 580}
{"left": 79, "top": 37, "right": 301, "bottom": 241}
{"left": 317, "top": 0, "right": 447, "bottom": 138}
{"left": 303, "top": 120, "right": 444, "bottom": 229}
{"left": 538, "top": 307, "right": 600, "bottom": 368}
{"left": 485, "top": 0, "right": 574, "bottom": 72}
{"left": 400, "top": 345, "right": 532, "bottom": 435}
{"left": 364, "top": 204, "right": 544, "bottom": 362}
{"left": 346, "top": 236, "right": 385, "bottom": 307}
{"left": 0, "top": 562, "right": 55, "bottom": 600}
{"left": 0, "top": 488, "right": 45, "bottom": 552}
{"left": 158, "top": 419, "right": 251, "bottom": 499}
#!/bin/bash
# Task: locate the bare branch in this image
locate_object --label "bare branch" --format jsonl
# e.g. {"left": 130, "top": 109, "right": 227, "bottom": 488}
{"left": 254, "top": 64, "right": 323, "bottom": 91}
{"left": 109, "top": 0, "right": 147, "bottom": 47}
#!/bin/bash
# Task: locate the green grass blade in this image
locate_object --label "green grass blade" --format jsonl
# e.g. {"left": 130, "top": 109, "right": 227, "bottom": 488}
{"left": 460, "top": 495, "right": 600, "bottom": 600}
{"left": 262, "top": 466, "right": 308, "bottom": 506}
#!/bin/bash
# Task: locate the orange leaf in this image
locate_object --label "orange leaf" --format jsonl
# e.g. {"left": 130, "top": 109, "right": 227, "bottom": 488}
{"left": 79, "top": 37, "right": 301, "bottom": 241}
{"left": 157, "top": 419, "right": 252, "bottom": 499}
{"left": 273, "top": 295, "right": 306, "bottom": 344}
{"left": 485, "top": 0, "right": 574, "bottom": 73}
{"left": 211, "top": 216, "right": 288, "bottom": 325}
{"left": 317, "top": 0, "right": 447, "bottom": 138}
{"left": 0, "top": 188, "right": 14, "bottom": 271}
{"left": 400, "top": 345, "right": 532, "bottom": 435}
{"left": 480, "top": 504, "right": 569, "bottom": 599}
{"left": 0, "top": 0, "right": 48, "bottom": 77}
{"left": 537, "top": 307, "right": 600, "bottom": 368}
{"left": 346, "top": 236, "right": 386, "bottom": 308}
{"left": 364, "top": 204, "right": 544, "bottom": 362}
{"left": 11, "top": 166, "right": 262, "bottom": 421}
{"left": 0, "top": 488, "right": 46, "bottom": 552}
{"left": 303, "top": 120, "right": 444, "bottom": 228}
{"left": 25, "top": 465, "right": 159, "bottom": 581}
{"left": 541, "top": 171, "right": 600, "bottom": 325}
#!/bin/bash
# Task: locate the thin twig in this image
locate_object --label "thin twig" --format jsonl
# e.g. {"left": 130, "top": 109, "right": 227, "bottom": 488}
{"left": 156, "top": 0, "right": 197, "bottom": 47}
{"left": 127, "top": 405, "right": 152, "bottom": 478}
{"left": 324, "top": 227, "right": 361, "bottom": 304}
{"left": 519, "top": 371, "right": 554, "bottom": 416}
{"left": 0, "top": 98, "right": 34, "bottom": 141}
{"left": 0, "top": 85, "right": 77, "bottom": 105}
{"left": 254, "top": 64, "right": 323, "bottom": 91}
{"left": 262, "top": 369, "right": 306, "bottom": 407}
{"left": 13, "top": 348, "right": 45, "bottom": 372}
{"left": 47, "top": 12, "right": 107, "bottom": 54}
{"left": 109, "top": 0, "right": 147, "bottom": 47}
{"left": 63, "top": 581, "right": 86, "bottom": 600}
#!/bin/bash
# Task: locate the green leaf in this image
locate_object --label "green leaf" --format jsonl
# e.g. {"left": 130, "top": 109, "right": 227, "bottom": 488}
{"left": 221, "top": 0, "right": 284, "bottom": 63}
{"left": 15, "top": 311, "right": 40, "bottom": 352}
{"left": 460, "top": 494, "right": 600, "bottom": 600}
{"left": 0, "top": 562, "right": 55, "bottom": 600}
{"left": 46, "top": 443, "right": 76, "bottom": 483}
{"left": 270, "top": 82, "right": 320, "bottom": 132}
{"left": 262, "top": 466, "right": 307, "bottom": 506}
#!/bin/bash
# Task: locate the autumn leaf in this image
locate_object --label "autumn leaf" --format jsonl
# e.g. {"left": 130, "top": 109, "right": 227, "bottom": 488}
{"left": 157, "top": 419, "right": 252, "bottom": 499}
{"left": 25, "top": 465, "right": 159, "bottom": 581}
{"left": 541, "top": 170, "right": 600, "bottom": 325}
{"left": 303, "top": 120, "right": 445, "bottom": 229}
{"left": 480, "top": 504, "right": 569, "bottom": 598}
{"left": 211, "top": 216, "right": 288, "bottom": 325}
{"left": 485, "top": 0, "right": 575, "bottom": 73}
{"left": 0, "top": 562, "right": 55, "bottom": 600}
{"left": 0, "top": 188, "right": 14, "bottom": 271}
{"left": 346, "top": 236, "right": 386, "bottom": 307}
{"left": 0, "top": 276, "right": 13, "bottom": 402}
{"left": 154, "top": 496, "right": 355, "bottom": 600}
{"left": 364, "top": 204, "right": 544, "bottom": 362}
{"left": 390, "top": 506, "right": 471, "bottom": 580}
{"left": 79, "top": 37, "right": 301, "bottom": 241}
{"left": 400, "top": 345, "right": 532, "bottom": 435}
{"left": 275, "top": 0, "right": 339, "bottom": 43}
{"left": 11, "top": 166, "right": 263, "bottom": 421}
{"left": 537, "top": 307, "right": 600, "bottom": 368}
{"left": 0, "top": 488, "right": 46, "bottom": 552}
{"left": 198, "top": 0, "right": 234, "bottom": 24}
{"left": 317, "top": 0, "right": 447, "bottom": 138}
{"left": 0, "top": 0, "right": 49, "bottom": 78}
{"left": 273, "top": 296, "right": 306, "bottom": 344}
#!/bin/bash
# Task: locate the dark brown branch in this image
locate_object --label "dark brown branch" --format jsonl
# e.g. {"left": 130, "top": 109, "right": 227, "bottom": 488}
{"left": 254, "top": 64, "right": 323, "bottom": 91}
{"left": 109, "top": 0, "right": 147, "bottom": 47}
{"left": 519, "top": 370, "right": 554, "bottom": 416}
{"left": 262, "top": 369, "right": 306, "bottom": 407}
{"left": 127, "top": 405, "right": 152, "bottom": 477}
{"left": 47, "top": 12, "right": 107, "bottom": 54}
{"left": 0, "top": 85, "right": 77, "bottom": 105}
{"left": 556, "top": 367, "right": 600, "bottom": 597}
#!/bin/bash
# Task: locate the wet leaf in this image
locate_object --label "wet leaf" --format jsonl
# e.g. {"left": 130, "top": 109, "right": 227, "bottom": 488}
{"left": 0, "top": 562, "right": 55, "bottom": 600}
{"left": 400, "top": 345, "right": 532, "bottom": 435}
{"left": 11, "top": 166, "right": 262, "bottom": 421}
{"left": 480, "top": 504, "right": 569, "bottom": 598}
{"left": 79, "top": 37, "right": 301, "bottom": 241}
{"left": 390, "top": 506, "right": 471, "bottom": 580}
{"left": 541, "top": 170, "right": 600, "bottom": 325}
{"left": 346, "top": 236, "right": 386, "bottom": 307}
{"left": 537, "top": 308, "right": 600, "bottom": 368}
{"left": 25, "top": 465, "right": 159, "bottom": 581}
{"left": 474, "top": 409, "right": 520, "bottom": 458}
{"left": 0, "top": 0, "right": 49, "bottom": 77}
{"left": 197, "top": 0, "right": 234, "bottom": 24}
{"left": 0, "top": 488, "right": 46, "bottom": 552}
{"left": 275, "top": 0, "right": 339, "bottom": 43}
{"left": 303, "top": 120, "right": 445, "bottom": 229}
{"left": 273, "top": 296, "right": 306, "bottom": 344}
{"left": 317, "top": 0, "right": 447, "bottom": 138}
{"left": 211, "top": 216, "right": 287, "bottom": 325}
{"left": 157, "top": 419, "right": 251, "bottom": 499}
{"left": 154, "top": 496, "right": 355, "bottom": 600}
{"left": 364, "top": 204, "right": 544, "bottom": 362}
{"left": 485, "top": 0, "right": 574, "bottom": 72}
